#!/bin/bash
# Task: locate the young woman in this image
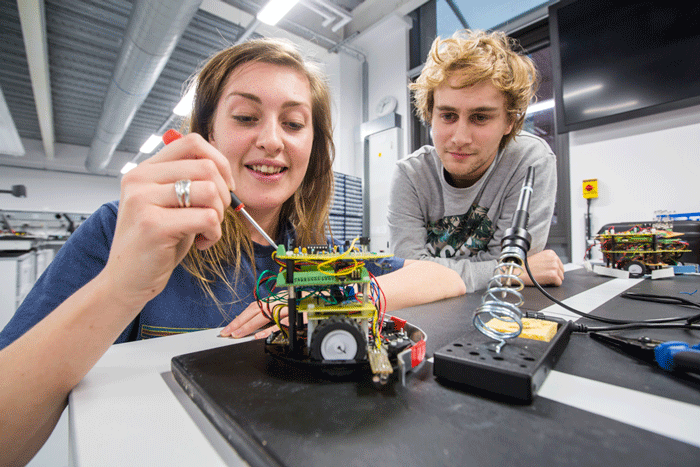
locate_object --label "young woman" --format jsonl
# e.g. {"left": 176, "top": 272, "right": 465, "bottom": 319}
{"left": 0, "top": 38, "right": 465, "bottom": 465}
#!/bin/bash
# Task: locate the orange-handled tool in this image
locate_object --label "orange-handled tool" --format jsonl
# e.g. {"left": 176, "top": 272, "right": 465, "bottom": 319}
{"left": 162, "top": 129, "right": 278, "bottom": 248}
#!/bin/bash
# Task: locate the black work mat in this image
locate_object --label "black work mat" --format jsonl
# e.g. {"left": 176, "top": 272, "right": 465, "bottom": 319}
{"left": 554, "top": 274, "right": 700, "bottom": 404}
{"left": 171, "top": 269, "right": 700, "bottom": 466}
{"left": 171, "top": 339, "right": 700, "bottom": 467}
{"left": 390, "top": 267, "right": 612, "bottom": 356}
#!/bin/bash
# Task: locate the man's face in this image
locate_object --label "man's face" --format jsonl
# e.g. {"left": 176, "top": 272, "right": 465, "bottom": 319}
{"left": 430, "top": 79, "right": 514, "bottom": 188}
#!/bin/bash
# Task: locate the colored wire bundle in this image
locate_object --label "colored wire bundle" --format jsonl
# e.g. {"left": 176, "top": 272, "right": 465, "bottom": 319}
{"left": 254, "top": 240, "right": 390, "bottom": 347}
{"left": 586, "top": 226, "right": 690, "bottom": 270}
{"left": 368, "top": 271, "right": 387, "bottom": 348}
{"left": 253, "top": 270, "right": 290, "bottom": 336}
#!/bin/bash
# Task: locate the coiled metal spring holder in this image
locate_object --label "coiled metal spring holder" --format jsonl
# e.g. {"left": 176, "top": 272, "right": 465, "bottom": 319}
{"left": 473, "top": 249, "right": 527, "bottom": 352}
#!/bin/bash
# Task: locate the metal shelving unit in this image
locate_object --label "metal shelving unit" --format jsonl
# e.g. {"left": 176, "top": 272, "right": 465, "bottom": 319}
{"left": 0, "top": 209, "right": 90, "bottom": 241}
{"left": 329, "top": 172, "right": 363, "bottom": 242}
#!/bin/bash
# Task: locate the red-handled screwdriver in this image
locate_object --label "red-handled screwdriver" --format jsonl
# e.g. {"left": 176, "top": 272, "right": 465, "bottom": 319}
{"left": 162, "top": 129, "right": 278, "bottom": 248}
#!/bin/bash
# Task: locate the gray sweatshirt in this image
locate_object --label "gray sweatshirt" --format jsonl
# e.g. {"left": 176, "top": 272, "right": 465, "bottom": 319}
{"left": 387, "top": 131, "right": 557, "bottom": 292}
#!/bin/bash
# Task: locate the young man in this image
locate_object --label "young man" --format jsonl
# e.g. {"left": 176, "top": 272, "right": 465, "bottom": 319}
{"left": 388, "top": 29, "right": 564, "bottom": 292}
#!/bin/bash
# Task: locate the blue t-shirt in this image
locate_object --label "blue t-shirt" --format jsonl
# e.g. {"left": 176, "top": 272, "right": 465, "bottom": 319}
{"left": 0, "top": 202, "right": 404, "bottom": 350}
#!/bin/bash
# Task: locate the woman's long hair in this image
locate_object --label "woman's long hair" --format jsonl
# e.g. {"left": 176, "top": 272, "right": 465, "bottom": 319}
{"left": 183, "top": 38, "right": 335, "bottom": 315}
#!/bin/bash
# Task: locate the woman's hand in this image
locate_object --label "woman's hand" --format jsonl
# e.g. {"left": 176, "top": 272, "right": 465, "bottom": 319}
{"left": 221, "top": 300, "right": 285, "bottom": 339}
{"left": 103, "top": 133, "right": 235, "bottom": 310}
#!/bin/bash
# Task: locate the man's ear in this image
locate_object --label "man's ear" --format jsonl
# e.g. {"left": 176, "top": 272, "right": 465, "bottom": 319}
{"left": 505, "top": 116, "right": 515, "bottom": 136}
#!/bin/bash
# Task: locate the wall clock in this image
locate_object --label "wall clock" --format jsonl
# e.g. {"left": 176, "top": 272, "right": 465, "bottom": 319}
{"left": 376, "top": 95, "right": 398, "bottom": 117}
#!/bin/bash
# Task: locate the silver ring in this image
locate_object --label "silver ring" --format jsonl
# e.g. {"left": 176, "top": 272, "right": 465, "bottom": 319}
{"left": 174, "top": 179, "right": 191, "bottom": 208}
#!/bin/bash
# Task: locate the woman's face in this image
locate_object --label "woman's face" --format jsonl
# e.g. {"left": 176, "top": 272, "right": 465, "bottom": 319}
{"left": 209, "top": 61, "right": 314, "bottom": 216}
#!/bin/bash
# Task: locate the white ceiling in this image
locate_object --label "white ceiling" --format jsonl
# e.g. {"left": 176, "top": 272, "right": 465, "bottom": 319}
{"left": 0, "top": 0, "right": 425, "bottom": 176}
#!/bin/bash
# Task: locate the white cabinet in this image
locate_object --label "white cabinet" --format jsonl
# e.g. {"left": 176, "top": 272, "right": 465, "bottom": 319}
{"left": 367, "top": 127, "right": 401, "bottom": 252}
{"left": 35, "top": 247, "right": 55, "bottom": 279}
{"left": 0, "top": 251, "right": 36, "bottom": 330}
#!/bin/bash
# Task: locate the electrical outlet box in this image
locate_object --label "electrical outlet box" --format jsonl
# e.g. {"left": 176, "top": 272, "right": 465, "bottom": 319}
{"left": 433, "top": 320, "right": 573, "bottom": 403}
{"left": 582, "top": 179, "right": 598, "bottom": 199}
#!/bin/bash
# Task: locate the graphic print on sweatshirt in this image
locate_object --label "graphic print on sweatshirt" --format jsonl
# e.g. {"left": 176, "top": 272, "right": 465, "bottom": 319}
{"left": 425, "top": 204, "right": 495, "bottom": 258}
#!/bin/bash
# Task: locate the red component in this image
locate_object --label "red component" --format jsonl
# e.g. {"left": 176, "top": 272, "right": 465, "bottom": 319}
{"left": 390, "top": 316, "right": 406, "bottom": 330}
{"left": 411, "top": 339, "right": 426, "bottom": 367}
{"left": 585, "top": 184, "right": 593, "bottom": 191}
{"left": 162, "top": 129, "right": 183, "bottom": 145}
{"left": 230, "top": 192, "right": 244, "bottom": 211}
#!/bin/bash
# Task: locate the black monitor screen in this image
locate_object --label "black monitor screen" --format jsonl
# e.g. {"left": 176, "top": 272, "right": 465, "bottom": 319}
{"left": 550, "top": 1, "right": 700, "bottom": 133}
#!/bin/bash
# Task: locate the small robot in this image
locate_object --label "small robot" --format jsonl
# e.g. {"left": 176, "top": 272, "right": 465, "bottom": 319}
{"left": 595, "top": 226, "right": 691, "bottom": 277}
{"left": 256, "top": 238, "right": 426, "bottom": 386}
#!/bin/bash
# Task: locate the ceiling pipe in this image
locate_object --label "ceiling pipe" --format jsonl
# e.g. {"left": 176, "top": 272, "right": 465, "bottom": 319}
{"left": 311, "top": 0, "right": 352, "bottom": 32}
{"left": 17, "top": 0, "right": 54, "bottom": 159}
{"left": 124, "top": 16, "right": 260, "bottom": 172}
{"left": 235, "top": 17, "right": 261, "bottom": 44}
{"left": 298, "top": 0, "right": 335, "bottom": 28}
{"left": 299, "top": 0, "right": 352, "bottom": 32}
{"left": 86, "top": 0, "right": 202, "bottom": 172}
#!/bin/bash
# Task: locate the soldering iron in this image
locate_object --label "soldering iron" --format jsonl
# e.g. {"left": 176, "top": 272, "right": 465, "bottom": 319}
{"left": 500, "top": 166, "right": 535, "bottom": 264}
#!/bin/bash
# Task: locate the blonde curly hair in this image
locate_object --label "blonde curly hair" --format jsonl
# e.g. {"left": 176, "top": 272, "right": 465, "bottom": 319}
{"left": 410, "top": 29, "right": 539, "bottom": 149}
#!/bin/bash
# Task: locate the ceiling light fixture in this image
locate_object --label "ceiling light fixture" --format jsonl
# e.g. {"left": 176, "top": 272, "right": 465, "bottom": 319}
{"left": 257, "top": 0, "right": 300, "bottom": 26}
{"left": 139, "top": 134, "right": 162, "bottom": 154}
{"left": 173, "top": 85, "right": 196, "bottom": 117}
{"left": 120, "top": 161, "right": 138, "bottom": 174}
{"left": 127, "top": 133, "right": 162, "bottom": 173}
{"left": 123, "top": 130, "right": 162, "bottom": 174}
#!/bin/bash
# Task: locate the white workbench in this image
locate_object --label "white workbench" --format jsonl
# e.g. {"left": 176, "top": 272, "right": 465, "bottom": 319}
{"left": 67, "top": 267, "right": 700, "bottom": 465}
{"left": 69, "top": 329, "right": 251, "bottom": 466}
